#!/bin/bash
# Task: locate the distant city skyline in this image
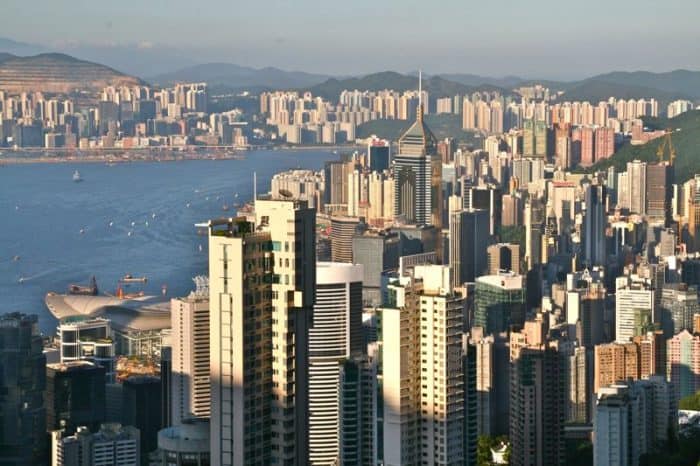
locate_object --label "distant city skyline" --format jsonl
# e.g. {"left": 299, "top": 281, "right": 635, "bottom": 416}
{"left": 2, "top": 0, "right": 699, "bottom": 79}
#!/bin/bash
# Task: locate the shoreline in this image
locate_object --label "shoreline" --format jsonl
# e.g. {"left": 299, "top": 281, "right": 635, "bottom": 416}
{"left": 0, "top": 144, "right": 362, "bottom": 165}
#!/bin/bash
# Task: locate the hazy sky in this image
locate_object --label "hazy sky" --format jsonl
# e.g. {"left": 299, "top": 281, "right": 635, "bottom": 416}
{"left": 4, "top": 0, "right": 700, "bottom": 78}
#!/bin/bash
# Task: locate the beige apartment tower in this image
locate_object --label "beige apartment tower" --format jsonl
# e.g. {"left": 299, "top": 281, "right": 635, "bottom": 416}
{"left": 209, "top": 217, "right": 273, "bottom": 466}
{"left": 209, "top": 199, "right": 315, "bottom": 466}
{"left": 255, "top": 199, "right": 316, "bottom": 466}
{"left": 171, "top": 279, "right": 211, "bottom": 426}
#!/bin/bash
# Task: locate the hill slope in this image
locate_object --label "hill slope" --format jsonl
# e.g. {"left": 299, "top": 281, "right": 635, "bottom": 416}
{"left": 0, "top": 53, "right": 144, "bottom": 94}
{"left": 589, "top": 110, "right": 700, "bottom": 183}
{"left": 589, "top": 70, "right": 700, "bottom": 99}
{"left": 150, "top": 63, "right": 329, "bottom": 90}
{"left": 557, "top": 78, "right": 689, "bottom": 104}
{"left": 307, "top": 71, "right": 508, "bottom": 102}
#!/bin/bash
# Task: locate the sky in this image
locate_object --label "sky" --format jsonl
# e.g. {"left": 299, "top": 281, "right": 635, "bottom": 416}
{"left": 3, "top": 0, "right": 700, "bottom": 78}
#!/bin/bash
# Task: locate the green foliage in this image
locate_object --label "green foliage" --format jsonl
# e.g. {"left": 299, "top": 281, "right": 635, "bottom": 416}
{"left": 497, "top": 225, "right": 526, "bottom": 251}
{"left": 639, "top": 426, "right": 700, "bottom": 466}
{"left": 565, "top": 440, "right": 593, "bottom": 466}
{"left": 679, "top": 391, "right": 700, "bottom": 411}
{"left": 477, "top": 435, "right": 509, "bottom": 466}
{"left": 588, "top": 110, "right": 700, "bottom": 184}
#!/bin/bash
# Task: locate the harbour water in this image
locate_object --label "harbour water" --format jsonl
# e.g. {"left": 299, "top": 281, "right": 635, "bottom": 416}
{"left": 0, "top": 149, "right": 334, "bottom": 333}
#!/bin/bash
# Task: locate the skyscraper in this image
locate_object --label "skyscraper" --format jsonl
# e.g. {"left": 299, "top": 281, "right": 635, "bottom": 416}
{"left": 509, "top": 319, "right": 566, "bottom": 466}
{"left": 381, "top": 265, "right": 466, "bottom": 466}
{"left": 122, "top": 376, "right": 162, "bottom": 463}
{"left": 170, "top": 278, "right": 210, "bottom": 426}
{"left": 449, "top": 208, "right": 490, "bottom": 287}
{"left": 46, "top": 361, "right": 106, "bottom": 434}
{"left": 473, "top": 272, "right": 526, "bottom": 334}
{"left": 594, "top": 377, "right": 676, "bottom": 466}
{"left": 338, "top": 350, "right": 378, "bottom": 466}
{"left": 0, "top": 313, "right": 47, "bottom": 466}
{"left": 392, "top": 98, "right": 441, "bottom": 227}
{"left": 615, "top": 278, "right": 655, "bottom": 344}
{"left": 208, "top": 217, "right": 273, "bottom": 466}
{"left": 646, "top": 162, "right": 672, "bottom": 224}
{"left": 487, "top": 243, "right": 521, "bottom": 275}
{"left": 308, "top": 262, "right": 363, "bottom": 465}
{"left": 368, "top": 138, "right": 391, "bottom": 172}
{"left": 256, "top": 199, "right": 316, "bottom": 466}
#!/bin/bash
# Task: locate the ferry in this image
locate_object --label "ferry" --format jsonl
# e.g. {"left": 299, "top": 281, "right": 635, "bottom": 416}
{"left": 68, "top": 276, "right": 99, "bottom": 296}
{"left": 120, "top": 274, "right": 148, "bottom": 284}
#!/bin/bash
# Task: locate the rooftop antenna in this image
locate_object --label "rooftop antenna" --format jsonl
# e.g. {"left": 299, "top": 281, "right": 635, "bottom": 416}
{"left": 418, "top": 69, "right": 423, "bottom": 121}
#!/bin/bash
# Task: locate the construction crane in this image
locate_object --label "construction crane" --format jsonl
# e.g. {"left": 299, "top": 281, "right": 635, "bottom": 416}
{"left": 656, "top": 129, "right": 676, "bottom": 165}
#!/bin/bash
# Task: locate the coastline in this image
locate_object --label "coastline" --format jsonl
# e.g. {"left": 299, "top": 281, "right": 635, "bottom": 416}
{"left": 0, "top": 144, "right": 362, "bottom": 165}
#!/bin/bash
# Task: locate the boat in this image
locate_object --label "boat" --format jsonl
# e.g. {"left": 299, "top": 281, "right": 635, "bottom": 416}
{"left": 72, "top": 170, "right": 82, "bottom": 182}
{"left": 68, "top": 276, "right": 99, "bottom": 296}
{"left": 222, "top": 205, "right": 230, "bottom": 211}
{"left": 120, "top": 274, "right": 148, "bottom": 284}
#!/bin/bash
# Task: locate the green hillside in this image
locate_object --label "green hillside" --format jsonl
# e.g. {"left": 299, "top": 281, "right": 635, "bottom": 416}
{"left": 589, "top": 110, "right": 700, "bottom": 183}
{"left": 356, "top": 114, "right": 481, "bottom": 147}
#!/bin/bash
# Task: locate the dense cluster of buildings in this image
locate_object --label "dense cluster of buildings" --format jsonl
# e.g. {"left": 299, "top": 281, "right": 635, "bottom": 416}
{"left": 4, "top": 80, "right": 700, "bottom": 466}
{"left": 0, "top": 83, "right": 251, "bottom": 149}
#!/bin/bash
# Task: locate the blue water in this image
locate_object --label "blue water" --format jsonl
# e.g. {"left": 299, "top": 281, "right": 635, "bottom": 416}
{"left": 0, "top": 150, "right": 333, "bottom": 333}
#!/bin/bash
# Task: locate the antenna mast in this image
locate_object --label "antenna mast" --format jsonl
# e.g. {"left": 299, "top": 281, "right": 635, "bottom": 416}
{"left": 418, "top": 69, "right": 423, "bottom": 120}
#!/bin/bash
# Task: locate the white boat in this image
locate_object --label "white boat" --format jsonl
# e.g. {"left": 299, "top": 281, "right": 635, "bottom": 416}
{"left": 73, "top": 170, "right": 82, "bottom": 182}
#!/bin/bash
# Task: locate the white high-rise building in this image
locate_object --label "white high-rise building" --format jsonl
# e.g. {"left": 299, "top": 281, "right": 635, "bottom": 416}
{"left": 255, "top": 199, "right": 316, "bottom": 466}
{"left": 381, "top": 265, "right": 465, "bottom": 466}
{"left": 308, "top": 263, "right": 363, "bottom": 465}
{"left": 56, "top": 317, "right": 115, "bottom": 383}
{"left": 171, "top": 277, "right": 210, "bottom": 426}
{"left": 615, "top": 277, "right": 655, "bottom": 344}
{"left": 594, "top": 377, "right": 675, "bottom": 466}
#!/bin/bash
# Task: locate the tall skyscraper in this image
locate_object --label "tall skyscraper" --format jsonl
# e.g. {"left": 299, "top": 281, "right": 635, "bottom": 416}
{"left": 170, "top": 278, "right": 210, "bottom": 426}
{"left": 392, "top": 99, "right": 441, "bottom": 227}
{"left": 449, "top": 208, "right": 490, "bottom": 287}
{"left": 208, "top": 217, "right": 274, "bottom": 465}
{"left": 338, "top": 348, "right": 378, "bottom": 466}
{"left": 258, "top": 199, "right": 316, "bottom": 465}
{"left": 509, "top": 318, "right": 566, "bottom": 466}
{"left": 46, "top": 361, "right": 106, "bottom": 434}
{"left": 122, "top": 376, "right": 162, "bottom": 463}
{"left": 627, "top": 160, "right": 648, "bottom": 215}
{"left": 0, "top": 313, "right": 47, "bottom": 466}
{"left": 646, "top": 162, "right": 672, "bottom": 224}
{"left": 308, "top": 262, "right": 363, "bottom": 465}
{"left": 582, "top": 182, "right": 606, "bottom": 266}
{"left": 381, "top": 265, "right": 466, "bottom": 466}
{"left": 208, "top": 200, "right": 316, "bottom": 465}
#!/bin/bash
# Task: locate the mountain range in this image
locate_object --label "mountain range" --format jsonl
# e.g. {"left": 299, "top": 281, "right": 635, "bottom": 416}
{"left": 0, "top": 37, "right": 699, "bottom": 105}
{"left": 149, "top": 63, "right": 331, "bottom": 90}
